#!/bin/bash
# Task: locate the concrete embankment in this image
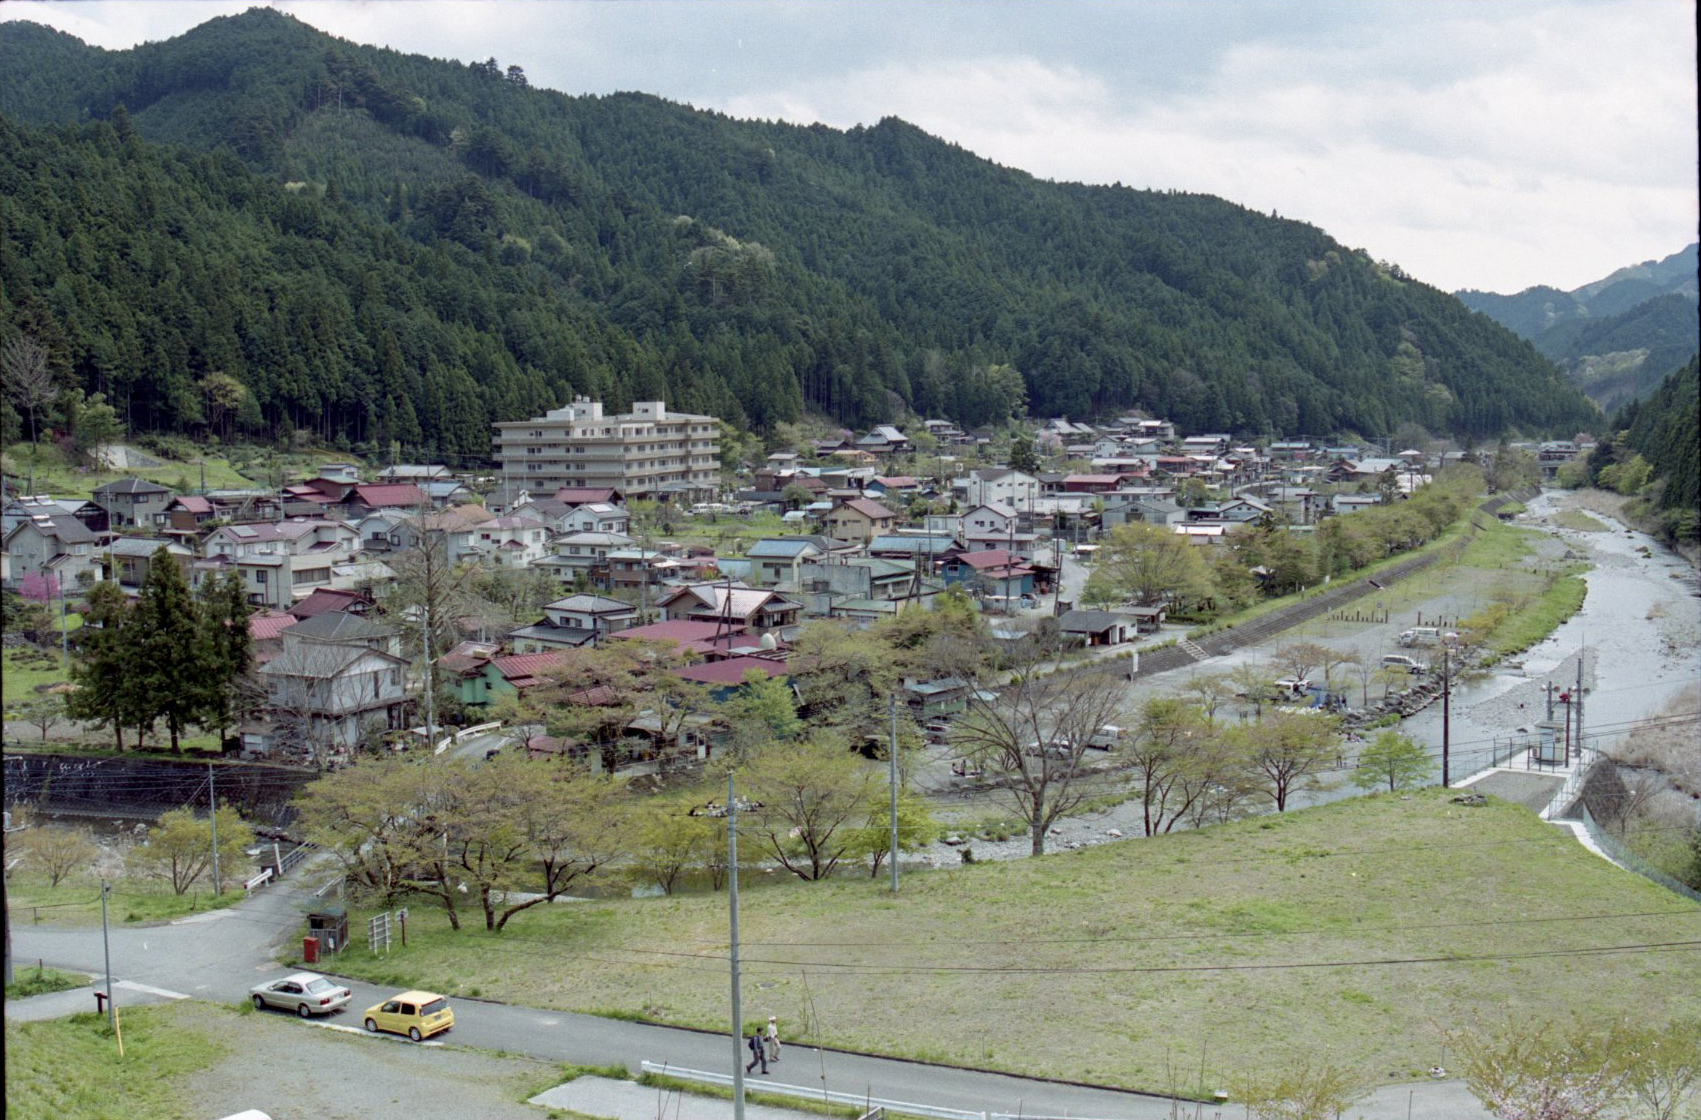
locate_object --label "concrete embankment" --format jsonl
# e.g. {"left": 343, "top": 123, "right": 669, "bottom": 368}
{"left": 2, "top": 751, "right": 314, "bottom": 830}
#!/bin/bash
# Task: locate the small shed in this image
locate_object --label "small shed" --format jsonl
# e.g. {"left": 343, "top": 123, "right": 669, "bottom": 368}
{"left": 307, "top": 906, "right": 349, "bottom": 954}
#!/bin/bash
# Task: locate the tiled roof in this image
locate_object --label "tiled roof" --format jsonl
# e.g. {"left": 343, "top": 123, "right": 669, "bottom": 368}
{"left": 92, "top": 477, "right": 170, "bottom": 495}
{"left": 492, "top": 651, "right": 569, "bottom": 682}
{"left": 248, "top": 610, "right": 298, "bottom": 641}
{"left": 675, "top": 656, "right": 790, "bottom": 686}
{"left": 349, "top": 483, "right": 428, "bottom": 508}
{"left": 553, "top": 487, "right": 621, "bottom": 504}
{"left": 834, "top": 498, "right": 896, "bottom": 520}
{"left": 171, "top": 496, "right": 214, "bottom": 514}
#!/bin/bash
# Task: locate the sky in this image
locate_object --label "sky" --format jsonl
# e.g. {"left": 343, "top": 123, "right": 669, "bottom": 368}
{"left": 4, "top": 0, "right": 1696, "bottom": 294}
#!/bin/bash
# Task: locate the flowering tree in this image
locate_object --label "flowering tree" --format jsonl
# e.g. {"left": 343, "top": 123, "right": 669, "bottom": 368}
{"left": 1450, "top": 1015, "right": 1624, "bottom": 1120}
{"left": 19, "top": 571, "right": 59, "bottom": 603}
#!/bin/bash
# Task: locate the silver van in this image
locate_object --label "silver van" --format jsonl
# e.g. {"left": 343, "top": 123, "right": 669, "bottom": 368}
{"left": 1398, "top": 627, "right": 1440, "bottom": 647}
{"left": 1382, "top": 654, "right": 1426, "bottom": 674}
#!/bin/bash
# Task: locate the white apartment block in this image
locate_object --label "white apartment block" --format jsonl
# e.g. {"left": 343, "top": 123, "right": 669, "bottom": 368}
{"left": 494, "top": 398, "right": 719, "bottom": 501}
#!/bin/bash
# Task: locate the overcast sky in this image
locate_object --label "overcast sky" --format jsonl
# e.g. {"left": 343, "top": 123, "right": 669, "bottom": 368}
{"left": 5, "top": 0, "right": 1696, "bottom": 293}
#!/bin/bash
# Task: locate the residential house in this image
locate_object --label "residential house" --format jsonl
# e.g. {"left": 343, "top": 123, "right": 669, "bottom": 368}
{"left": 940, "top": 548, "right": 1034, "bottom": 603}
{"left": 288, "top": 587, "right": 375, "bottom": 620}
{"left": 533, "top": 531, "right": 637, "bottom": 583}
{"left": 1, "top": 514, "right": 100, "bottom": 590}
{"left": 1268, "top": 441, "right": 1315, "bottom": 461}
{"left": 419, "top": 479, "right": 476, "bottom": 508}
{"left": 247, "top": 609, "right": 297, "bottom": 665}
{"left": 469, "top": 515, "right": 550, "bottom": 567}
{"left": 198, "top": 519, "right": 362, "bottom": 609}
{"left": 1180, "top": 434, "right": 1231, "bottom": 456}
{"left": 98, "top": 537, "right": 193, "bottom": 591}
{"left": 376, "top": 465, "right": 454, "bottom": 483}
{"left": 387, "top": 504, "right": 493, "bottom": 562}
{"left": 553, "top": 486, "right": 624, "bottom": 508}
{"left": 1102, "top": 495, "right": 1185, "bottom": 529}
{"left": 158, "top": 495, "right": 217, "bottom": 535}
{"left": 337, "top": 483, "right": 430, "bottom": 521}
{"left": 673, "top": 655, "right": 791, "bottom": 701}
{"left": 507, "top": 594, "right": 639, "bottom": 652}
{"left": 822, "top": 498, "right": 897, "bottom": 546}
{"left": 855, "top": 425, "right": 910, "bottom": 456}
{"left": 1063, "top": 474, "right": 1122, "bottom": 495}
{"left": 560, "top": 502, "right": 629, "bottom": 537}
{"left": 4, "top": 496, "right": 108, "bottom": 537}
{"left": 795, "top": 556, "right": 937, "bottom": 618}
{"left": 443, "top": 650, "right": 567, "bottom": 708}
{"left": 90, "top": 478, "right": 172, "bottom": 529}
{"left": 963, "top": 469, "right": 1039, "bottom": 511}
{"left": 604, "top": 548, "right": 687, "bottom": 594}
{"left": 1057, "top": 609, "right": 1138, "bottom": 646}
{"left": 248, "top": 613, "right": 408, "bottom": 758}
{"left": 958, "top": 502, "right": 1038, "bottom": 557}
{"left": 866, "top": 534, "right": 962, "bottom": 566}
{"left": 658, "top": 583, "right": 803, "bottom": 631}
{"left": 743, "top": 537, "right": 825, "bottom": 587}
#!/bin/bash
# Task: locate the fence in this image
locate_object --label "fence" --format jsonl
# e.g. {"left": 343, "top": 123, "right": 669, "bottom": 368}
{"left": 1577, "top": 804, "right": 1701, "bottom": 904}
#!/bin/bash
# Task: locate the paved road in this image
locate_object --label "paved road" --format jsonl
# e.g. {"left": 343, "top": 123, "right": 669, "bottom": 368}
{"left": 10, "top": 860, "right": 1487, "bottom": 1120}
{"left": 445, "top": 730, "right": 512, "bottom": 762}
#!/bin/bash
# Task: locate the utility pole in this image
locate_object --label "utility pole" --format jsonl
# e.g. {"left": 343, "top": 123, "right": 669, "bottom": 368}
{"left": 55, "top": 570, "right": 70, "bottom": 673}
{"left": 207, "top": 763, "right": 221, "bottom": 896}
{"left": 888, "top": 693, "right": 900, "bottom": 895}
{"left": 100, "top": 881, "right": 115, "bottom": 1030}
{"left": 727, "top": 771, "right": 746, "bottom": 1120}
{"left": 1546, "top": 681, "right": 1555, "bottom": 721}
{"left": 1574, "top": 649, "right": 1585, "bottom": 764}
{"left": 3, "top": 849, "right": 12, "bottom": 985}
{"left": 1440, "top": 645, "right": 1450, "bottom": 788}
{"left": 421, "top": 600, "right": 437, "bottom": 753}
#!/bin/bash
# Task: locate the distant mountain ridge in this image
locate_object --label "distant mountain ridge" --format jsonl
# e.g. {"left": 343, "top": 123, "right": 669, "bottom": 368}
{"left": 0, "top": 10, "right": 1597, "bottom": 450}
{"left": 1457, "top": 245, "right": 1698, "bottom": 411}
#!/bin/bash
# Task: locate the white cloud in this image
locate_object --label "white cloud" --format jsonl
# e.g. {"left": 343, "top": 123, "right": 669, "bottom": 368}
{"left": 3, "top": 0, "right": 1693, "bottom": 292}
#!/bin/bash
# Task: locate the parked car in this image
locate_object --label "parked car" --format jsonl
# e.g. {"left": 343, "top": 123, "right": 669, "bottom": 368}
{"left": 1382, "top": 654, "right": 1427, "bottom": 674}
{"left": 363, "top": 990, "right": 454, "bottom": 1041}
{"left": 250, "top": 973, "right": 352, "bottom": 1018}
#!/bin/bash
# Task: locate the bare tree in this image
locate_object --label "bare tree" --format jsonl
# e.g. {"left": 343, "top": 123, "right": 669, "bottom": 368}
{"left": 2, "top": 332, "right": 57, "bottom": 493}
{"left": 1272, "top": 641, "right": 1331, "bottom": 683}
{"left": 947, "top": 638, "right": 1131, "bottom": 855}
{"left": 1346, "top": 649, "right": 1376, "bottom": 707}
{"left": 1178, "top": 670, "right": 1236, "bottom": 722}
{"left": 17, "top": 826, "right": 98, "bottom": 887}
{"left": 1234, "top": 709, "right": 1341, "bottom": 812}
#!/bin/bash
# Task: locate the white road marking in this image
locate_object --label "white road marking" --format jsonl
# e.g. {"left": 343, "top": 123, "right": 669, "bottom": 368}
{"left": 171, "top": 909, "right": 231, "bottom": 925}
{"left": 115, "top": 980, "right": 190, "bottom": 1000}
{"left": 307, "top": 1020, "right": 444, "bottom": 1046}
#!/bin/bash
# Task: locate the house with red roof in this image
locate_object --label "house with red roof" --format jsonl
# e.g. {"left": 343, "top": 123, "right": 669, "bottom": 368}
{"left": 338, "top": 483, "right": 429, "bottom": 519}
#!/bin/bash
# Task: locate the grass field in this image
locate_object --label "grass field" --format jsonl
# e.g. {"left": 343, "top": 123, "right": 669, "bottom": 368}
{"left": 4, "top": 965, "right": 88, "bottom": 1000}
{"left": 1552, "top": 509, "right": 1612, "bottom": 533}
{"left": 319, "top": 789, "right": 1701, "bottom": 1092}
{"left": 4, "top": 1004, "right": 227, "bottom": 1120}
{"left": 2, "top": 440, "right": 261, "bottom": 499}
{"left": 2, "top": 648, "right": 69, "bottom": 702}
{"left": 6, "top": 869, "right": 247, "bottom": 927}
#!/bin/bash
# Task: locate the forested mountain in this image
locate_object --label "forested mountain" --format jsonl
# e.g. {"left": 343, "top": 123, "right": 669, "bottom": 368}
{"left": 1457, "top": 245, "right": 1699, "bottom": 411}
{"left": 1612, "top": 357, "right": 1699, "bottom": 526}
{"left": 1, "top": 10, "right": 1596, "bottom": 456}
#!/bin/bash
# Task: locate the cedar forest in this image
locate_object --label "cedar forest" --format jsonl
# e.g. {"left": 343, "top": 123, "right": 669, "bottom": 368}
{"left": 0, "top": 10, "right": 1608, "bottom": 462}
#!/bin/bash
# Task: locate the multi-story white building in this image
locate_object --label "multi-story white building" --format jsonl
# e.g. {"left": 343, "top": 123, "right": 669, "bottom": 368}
{"left": 494, "top": 398, "right": 718, "bottom": 501}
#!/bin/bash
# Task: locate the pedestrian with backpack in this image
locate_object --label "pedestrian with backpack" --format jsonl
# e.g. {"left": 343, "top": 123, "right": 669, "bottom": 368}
{"left": 746, "top": 1030, "right": 768, "bottom": 1075}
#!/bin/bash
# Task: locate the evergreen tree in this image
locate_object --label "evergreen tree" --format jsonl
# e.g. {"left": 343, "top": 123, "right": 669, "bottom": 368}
{"left": 196, "top": 571, "right": 254, "bottom": 748}
{"left": 133, "top": 547, "right": 204, "bottom": 751}
{"left": 64, "top": 580, "right": 141, "bottom": 751}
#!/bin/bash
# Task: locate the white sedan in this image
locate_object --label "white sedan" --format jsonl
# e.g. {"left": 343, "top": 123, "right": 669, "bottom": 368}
{"left": 250, "top": 972, "right": 352, "bottom": 1018}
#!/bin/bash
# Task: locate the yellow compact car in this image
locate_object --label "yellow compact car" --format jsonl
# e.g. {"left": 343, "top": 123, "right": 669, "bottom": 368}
{"left": 362, "top": 990, "right": 454, "bottom": 1042}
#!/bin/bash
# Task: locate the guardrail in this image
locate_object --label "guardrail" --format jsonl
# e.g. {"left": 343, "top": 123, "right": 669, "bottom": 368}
{"left": 1578, "top": 804, "right": 1701, "bottom": 903}
{"left": 638, "top": 1062, "right": 984, "bottom": 1120}
{"left": 432, "top": 721, "right": 504, "bottom": 756}
{"left": 244, "top": 868, "right": 273, "bottom": 895}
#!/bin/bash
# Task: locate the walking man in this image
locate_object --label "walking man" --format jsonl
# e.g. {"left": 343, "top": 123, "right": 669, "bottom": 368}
{"left": 746, "top": 1030, "right": 768, "bottom": 1075}
{"left": 765, "top": 1015, "right": 781, "bottom": 1063}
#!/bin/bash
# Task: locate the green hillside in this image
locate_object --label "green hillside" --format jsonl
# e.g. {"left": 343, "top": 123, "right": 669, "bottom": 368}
{"left": 1, "top": 11, "right": 1597, "bottom": 450}
{"left": 1459, "top": 245, "right": 1699, "bottom": 409}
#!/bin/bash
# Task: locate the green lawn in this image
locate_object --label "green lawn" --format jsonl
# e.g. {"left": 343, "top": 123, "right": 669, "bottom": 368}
{"left": 1552, "top": 509, "right": 1612, "bottom": 533}
{"left": 4, "top": 1003, "right": 227, "bottom": 1120}
{"left": 319, "top": 790, "right": 1701, "bottom": 1092}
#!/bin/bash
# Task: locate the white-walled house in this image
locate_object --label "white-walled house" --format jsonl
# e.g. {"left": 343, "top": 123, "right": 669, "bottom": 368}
{"left": 559, "top": 502, "right": 629, "bottom": 537}
{"left": 963, "top": 469, "right": 1039, "bottom": 511}
{"left": 2, "top": 514, "right": 101, "bottom": 591}
{"left": 197, "top": 519, "right": 362, "bottom": 609}
{"left": 507, "top": 594, "right": 640, "bottom": 651}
